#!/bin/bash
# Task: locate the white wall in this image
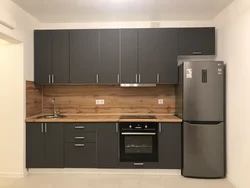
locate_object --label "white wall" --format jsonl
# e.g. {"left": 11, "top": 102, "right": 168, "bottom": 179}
{"left": 0, "top": 0, "right": 39, "bottom": 177}
{"left": 0, "top": 43, "right": 24, "bottom": 177}
{"left": 0, "top": 0, "right": 39, "bottom": 81}
{"left": 38, "top": 20, "right": 214, "bottom": 29}
{"left": 214, "top": 0, "right": 250, "bottom": 188}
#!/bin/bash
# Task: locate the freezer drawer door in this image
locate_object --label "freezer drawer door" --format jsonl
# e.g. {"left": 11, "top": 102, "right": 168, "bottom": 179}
{"left": 183, "top": 61, "right": 224, "bottom": 121}
{"left": 182, "top": 122, "right": 225, "bottom": 178}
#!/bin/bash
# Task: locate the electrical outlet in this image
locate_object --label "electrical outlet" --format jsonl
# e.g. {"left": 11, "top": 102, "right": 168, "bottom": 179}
{"left": 96, "top": 100, "right": 105, "bottom": 105}
{"left": 158, "top": 99, "right": 164, "bottom": 105}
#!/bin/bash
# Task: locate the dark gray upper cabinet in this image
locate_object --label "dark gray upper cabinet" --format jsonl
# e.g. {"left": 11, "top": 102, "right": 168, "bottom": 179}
{"left": 120, "top": 29, "right": 138, "bottom": 83}
{"left": 99, "top": 29, "right": 120, "bottom": 84}
{"left": 138, "top": 29, "right": 159, "bottom": 84}
{"left": 34, "top": 31, "right": 52, "bottom": 85}
{"left": 51, "top": 31, "right": 70, "bottom": 84}
{"left": 97, "top": 123, "right": 119, "bottom": 168}
{"left": 26, "top": 123, "right": 64, "bottom": 168}
{"left": 157, "top": 29, "right": 178, "bottom": 84}
{"left": 138, "top": 29, "right": 178, "bottom": 84}
{"left": 159, "top": 123, "right": 181, "bottom": 169}
{"left": 70, "top": 30, "right": 99, "bottom": 83}
{"left": 34, "top": 30, "right": 70, "bottom": 85}
{"left": 178, "top": 27, "right": 215, "bottom": 55}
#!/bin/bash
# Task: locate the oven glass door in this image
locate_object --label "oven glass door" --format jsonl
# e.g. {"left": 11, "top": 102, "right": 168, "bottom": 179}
{"left": 120, "top": 132, "right": 158, "bottom": 162}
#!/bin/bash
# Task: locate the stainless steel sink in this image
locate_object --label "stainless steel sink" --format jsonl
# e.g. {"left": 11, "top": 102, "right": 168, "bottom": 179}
{"left": 36, "top": 115, "right": 67, "bottom": 119}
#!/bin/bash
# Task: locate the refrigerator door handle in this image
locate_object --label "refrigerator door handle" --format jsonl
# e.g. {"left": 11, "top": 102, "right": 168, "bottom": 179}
{"left": 186, "top": 121, "right": 222, "bottom": 125}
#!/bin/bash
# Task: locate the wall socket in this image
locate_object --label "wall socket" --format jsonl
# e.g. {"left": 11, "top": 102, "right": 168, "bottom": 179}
{"left": 96, "top": 100, "right": 105, "bottom": 105}
{"left": 158, "top": 99, "right": 164, "bottom": 105}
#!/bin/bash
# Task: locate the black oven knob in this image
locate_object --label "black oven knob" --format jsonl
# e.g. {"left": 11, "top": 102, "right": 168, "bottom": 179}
{"left": 145, "top": 125, "right": 148, "bottom": 128}
{"left": 129, "top": 125, "right": 132, "bottom": 128}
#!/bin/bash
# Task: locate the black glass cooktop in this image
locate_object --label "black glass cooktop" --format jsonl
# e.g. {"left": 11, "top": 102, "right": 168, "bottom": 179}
{"left": 119, "top": 115, "right": 157, "bottom": 119}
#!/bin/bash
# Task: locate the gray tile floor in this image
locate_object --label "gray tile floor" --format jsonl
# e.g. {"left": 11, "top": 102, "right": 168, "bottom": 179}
{"left": 0, "top": 174, "right": 235, "bottom": 188}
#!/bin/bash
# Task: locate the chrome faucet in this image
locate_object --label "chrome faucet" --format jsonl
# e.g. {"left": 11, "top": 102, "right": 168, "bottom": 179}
{"left": 52, "top": 98, "right": 60, "bottom": 117}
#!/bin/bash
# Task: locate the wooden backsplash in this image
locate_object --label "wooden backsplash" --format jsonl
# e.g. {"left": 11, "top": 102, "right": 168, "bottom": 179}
{"left": 43, "top": 85, "right": 176, "bottom": 114}
{"left": 26, "top": 81, "right": 42, "bottom": 117}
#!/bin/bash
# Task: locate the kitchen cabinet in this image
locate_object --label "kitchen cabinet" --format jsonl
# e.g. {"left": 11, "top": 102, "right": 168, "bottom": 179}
{"left": 26, "top": 123, "right": 64, "bottom": 168}
{"left": 34, "top": 30, "right": 70, "bottom": 85}
{"left": 138, "top": 29, "right": 178, "bottom": 84}
{"left": 120, "top": 29, "right": 138, "bottom": 83}
{"left": 99, "top": 29, "right": 120, "bottom": 84}
{"left": 70, "top": 30, "right": 99, "bottom": 83}
{"left": 64, "top": 123, "right": 97, "bottom": 168}
{"left": 178, "top": 27, "right": 215, "bottom": 55}
{"left": 158, "top": 123, "right": 182, "bottom": 169}
{"left": 64, "top": 143, "right": 97, "bottom": 168}
{"left": 97, "top": 123, "right": 119, "bottom": 168}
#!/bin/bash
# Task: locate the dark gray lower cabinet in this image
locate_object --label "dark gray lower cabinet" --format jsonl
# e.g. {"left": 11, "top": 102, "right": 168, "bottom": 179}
{"left": 159, "top": 123, "right": 182, "bottom": 169}
{"left": 97, "top": 123, "right": 119, "bottom": 168}
{"left": 64, "top": 143, "right": 97, "bottom": 168}
{"left": 26, "top": 123, "right": 64, "bottom": 168}
{"left": 26, "top": 123, "right": 45, "bottom": 168}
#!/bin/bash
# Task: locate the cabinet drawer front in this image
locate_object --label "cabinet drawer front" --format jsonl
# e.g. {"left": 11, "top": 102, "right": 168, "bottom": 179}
{"left": 64, "top": 123, "right": 96, "bottom": 133}
{"left": 65, "top": 132, "right": 96, "bottom": 143}
{"left": 64, "top": 143, "right": 97, "bottom": 168}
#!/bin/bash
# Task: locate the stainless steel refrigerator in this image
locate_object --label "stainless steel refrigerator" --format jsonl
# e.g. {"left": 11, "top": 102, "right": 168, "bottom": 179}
{"left": 176, "top": 61, "right": 225, "bottom": 178}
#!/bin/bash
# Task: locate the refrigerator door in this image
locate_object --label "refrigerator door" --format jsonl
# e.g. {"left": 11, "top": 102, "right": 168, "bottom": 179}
{"left": 182, "top": 122, "right": 225, "bottom": 178}
{"left": 183, "top": 61, "right": 224, "bottom": 121}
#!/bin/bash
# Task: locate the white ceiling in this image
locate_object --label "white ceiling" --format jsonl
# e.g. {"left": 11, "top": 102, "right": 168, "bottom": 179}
{"left": 11, "top": 0, "right": 233, "bottom": 23}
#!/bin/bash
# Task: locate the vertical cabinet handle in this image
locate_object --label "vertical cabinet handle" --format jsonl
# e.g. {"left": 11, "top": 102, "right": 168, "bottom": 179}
{"left": 116, "top": 123, "right": 119, "bottom": 133}
{"left": 159, "top": 123, "right": 162, "bottom": 133}
{"left": 117, "top": 74, "right": 120, "bottom": 83}
{"left": 49, "top": 75, "right": 51, "bottom": 84}
{"left": 52, "top": 75, "right": 54, "bottom": 84}
{"left": 157, "top": 74, "right": 160, "bottom": 83}
{"left": 41, "top": 123, "right": 44, "bottom": 133}
{"left": 96, "top": 74, "right": 99, "bottom": 83}
{"left": 135, "top": 74, "right": 138, "bottom": 83}
{"left": 45, "top": 123, "right": 47, "bottom": 133}
{"left": 139, "top": 74, "right": 141, "bottom": 83}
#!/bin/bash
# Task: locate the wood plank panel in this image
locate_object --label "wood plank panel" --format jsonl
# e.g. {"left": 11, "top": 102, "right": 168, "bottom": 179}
{"left": 26, "top": 81, "right": 42, "bottom": 117}
{"left": 43, "top": 85, "right": 176, "bottom": 114}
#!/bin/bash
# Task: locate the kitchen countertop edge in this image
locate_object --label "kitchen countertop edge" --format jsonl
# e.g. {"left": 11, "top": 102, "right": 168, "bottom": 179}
{"left": 25, "top": 114, "right": 182, "bottom": 123}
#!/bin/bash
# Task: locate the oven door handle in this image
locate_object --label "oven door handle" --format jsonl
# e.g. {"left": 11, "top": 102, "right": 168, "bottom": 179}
{"left": 121, "top": 132, "right": 156, "bottom": 135}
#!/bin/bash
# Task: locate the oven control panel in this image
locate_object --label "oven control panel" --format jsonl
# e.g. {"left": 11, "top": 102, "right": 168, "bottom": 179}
{"left": 119, "top": 122, "right": 158, "bottom": 131}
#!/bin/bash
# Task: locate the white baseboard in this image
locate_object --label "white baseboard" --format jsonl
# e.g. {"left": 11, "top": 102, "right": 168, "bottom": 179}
{"left": 28, "top": 168, "right": 181, "bottom": 176}
{"left": 0, "top": 172, "right": 25, "bottom": 178}
{"left": 227, "top": 175, "right": 240, "bottom": 188}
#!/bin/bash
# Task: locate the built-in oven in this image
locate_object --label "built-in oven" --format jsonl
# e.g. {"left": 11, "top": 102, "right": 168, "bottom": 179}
{"left": 119, "top": 122, "right": 158, "bottom": 162}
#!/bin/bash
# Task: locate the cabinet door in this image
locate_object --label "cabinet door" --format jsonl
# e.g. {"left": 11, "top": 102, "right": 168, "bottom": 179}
{"left": 97, "top": 123, "right": 119, "bottom": 168}
{"left": 51, "top": 31, "right": 70, "bottom": 83}
{"left": 44, "top": 123, "right": 64, "bottom": 168}
{"left": 26, "top": 123, "right": 45, "bottom": 168}
{"left": 178, "top": 28, "right": 215, "bottom": 55}
{"left": 64, "top": 143, "right": 97, "bottom": 168}
{"left": 120, "top": 29, "right": 138, "bottom": 83}
{"left": 159, "top": 123, "right": 181, "bottom": 169}
{"left": 138, "top": 29, "right": 159, "bottom": 84}
{"left": 157, "top": 29, "right": 178, "bottom": 84}
{"left": 34, "top": 31, "right": 52, "bottom": 85}
{"left": 70, "top": 30, "right": 99, "bottom": 83}
{"left": 99, "top": 29, "right": 120, "bottom": 84}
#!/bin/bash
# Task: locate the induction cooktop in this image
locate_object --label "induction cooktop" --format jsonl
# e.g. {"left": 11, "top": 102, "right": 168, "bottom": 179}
{"left": 119, "top": 115, "right": 157, "bottom": 119}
